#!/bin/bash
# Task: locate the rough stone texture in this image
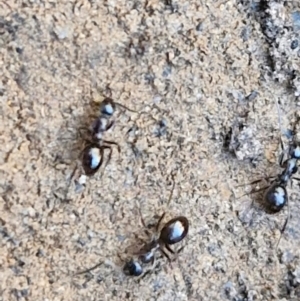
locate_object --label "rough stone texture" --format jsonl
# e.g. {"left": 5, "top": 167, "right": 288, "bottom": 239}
{"left": 1, "top": 1, "right": 300, "bottom": 301}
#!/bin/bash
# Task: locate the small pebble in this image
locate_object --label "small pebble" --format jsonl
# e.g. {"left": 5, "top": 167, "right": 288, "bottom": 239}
{"left": 291, "top": 40, "right": 298, "bottom": 50}
{"left": 16, "top": 47, "right": 23, "bottom": 54}
{"left": 162, "top": 65, "right": 172, "bottom": 77}
{"left": 54, "top": 27, "right": 69, "bottom": 39}
{"left": 196, "top": 22, "right": 203, "bottom": 32}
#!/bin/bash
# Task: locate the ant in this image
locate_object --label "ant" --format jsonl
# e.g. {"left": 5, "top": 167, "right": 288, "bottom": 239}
{"left": 122, "top": 175, "right": 189, "bottom": 277}
{"left": 76, "top": 97, "right": 137, "bottom": 187}
{"left": 123, "top": 214, "right": 189, "bottom": 277}
{"left": 238, "top": 135, "right": 300, "bottom": 249}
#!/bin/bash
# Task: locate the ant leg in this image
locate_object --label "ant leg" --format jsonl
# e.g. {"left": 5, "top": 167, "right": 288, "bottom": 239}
{"left": 137, "top": 208, "right": 152, "bottom": 237}
{"left": 105, "top": 120, "right": 115, "bottom": 131}
{"left": 74, "top": 261, "right": 103, "bottom": 276}
{"left": 165, "top": 244, "right": 175, "bottom": 254}
{"left": 159, "top": 247, "right": 172, "bottom": 262}
{"left": 155, "top": 212, "right": 166, "bottom": 232}
{"left": 159, "top": 246, "right": 175, "bottom": 270}
{"left": 64, "top": 163, "right": 79, "bottom": 197}
{"left": 291, "top": 177, "right": 300, "bottom": 189}
{"left": 237, "top": 185, "right": 269, "bottom": 200}
{"left": 169, "top": 245, "right": 185, "bottom": 262}
{"left": 100, "top": 145, "right": 113, "bottom": 173}
{"left": 165, "top": 245, "right": 185, "bottom": 260}
{"left": 166, "top": 171, "right": 176, "bottom": 207}
{"left": 279, "top": 137, "right": 286, "bottom": 167}
{"left": 77, "top": 126, "right": 92, "bottom": 140}
{"left": 276, "top": 200, "right": 290, "bottom": 252}
{"left": 113, "top": 101, "right": 137, "bottom": 113}
{"left": 138, "top": 208, "right": 148, "bottom": 228}
{"left": 235, "top": 177, "right": 274, "bottom": 188}
{"left": 139, "top": 270, "right": 152, "bottom": 281}
{"left": 132, "top": 232, "right": 149, "bottom": 246}
{"left": 176, "top": 246, "right": 185, "bottom": 254}
{"left": 102, "top": 140, "right": 121, "bottom": 153}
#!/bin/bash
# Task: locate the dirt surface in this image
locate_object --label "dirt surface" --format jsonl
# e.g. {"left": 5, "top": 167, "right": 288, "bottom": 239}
{"left": 1, "top": 1, "right": 300, "bottom": 300}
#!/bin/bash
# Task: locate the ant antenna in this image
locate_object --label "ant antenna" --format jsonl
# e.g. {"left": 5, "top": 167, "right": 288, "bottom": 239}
{"left": 74, "top": 261, "right": 103, "bottom": 276}
{"left": 166, "top": 171, "right": 177, "bottom": 207}
{"left": 235, "top": 175, "right": 273, "bottom": 200}
{"left": 135, "top": 190, "right": 152, "bottom": 235}
{"left": 113, "top": 101, "right": 138, "bottom": 113}
{"left": 275, "top": 199, "right": 290, "bottom": 252}
{"left": 236, "top": 185, "right": 269, "bottom": 200}
{"left": 275, "top": 97, "right": 284, "bottom": 137}
{"left": 275, "top": 97, "right": 290, "bottom": 165}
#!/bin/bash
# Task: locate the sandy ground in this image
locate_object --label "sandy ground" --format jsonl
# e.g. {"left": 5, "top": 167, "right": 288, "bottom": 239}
{"left": 1, "top": 1, "right": 300, "bottom": 300}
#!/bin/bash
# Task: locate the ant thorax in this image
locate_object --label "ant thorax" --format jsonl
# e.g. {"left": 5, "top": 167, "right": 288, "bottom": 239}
{"left": 280, "top": 158, "right": 298, "bottom": 183}
{"left": 139, "top": 250, "right": 154, "bottom": 264}
{"left": 91, "top": 117, "right": 109, "bottom": 140}
{"left": 138, "top": 239, "right": 159, "bottom": 263}
{"left": 290, "top": 143, "right": 300, "bottom": 159}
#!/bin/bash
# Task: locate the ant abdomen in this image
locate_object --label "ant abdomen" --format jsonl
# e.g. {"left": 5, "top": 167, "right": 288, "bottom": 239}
{"left": 263, "top": 182, "right": 288, "bottom": 214}
{"left": 160, "top": 216, "right": 189, "bottom": 245}
{"left": 81, "top": 144, "right": 103, "bottom": 176}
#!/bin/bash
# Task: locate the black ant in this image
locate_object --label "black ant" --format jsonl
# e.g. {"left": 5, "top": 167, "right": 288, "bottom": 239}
{"left": 76, "top": 97, "right": 136, "bottom": 187}
{"left": 122, "top": 176, "right": 189, "bottom": 277}
{"left": 123, "top": 214, "right": 189, "bottom": 277}
{"left": 263, "top": 140, "right": 300, "bottom": 213}
{"left": 238, "top": 137, "right": 300, "bottom": 249}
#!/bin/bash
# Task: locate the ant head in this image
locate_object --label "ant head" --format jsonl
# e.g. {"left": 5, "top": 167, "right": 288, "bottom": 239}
{"left": 100, "top": 98, "right": 115, "bottom": 116}
{"left": 123, "top": 259, "right": 143, "bottom": 276}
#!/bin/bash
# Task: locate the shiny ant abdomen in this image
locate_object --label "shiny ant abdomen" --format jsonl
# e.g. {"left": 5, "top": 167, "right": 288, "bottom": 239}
{"left": 160, "top": 216, "right": 189, "bottom": 245}
{"left": 262, "top": 181, "right": 287, "bottom": 214}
